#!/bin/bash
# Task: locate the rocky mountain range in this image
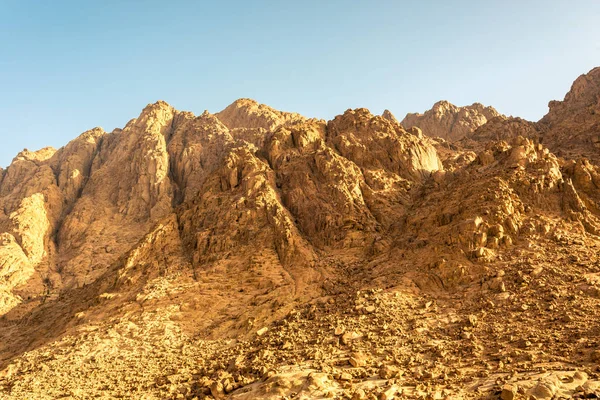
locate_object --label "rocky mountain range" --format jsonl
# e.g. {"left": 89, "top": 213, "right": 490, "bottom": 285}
{"left": 401, "top": 101, "right": 503, "bottom": 142}
{"left": 0, "top": 67, "right": 599, "bottom": 399}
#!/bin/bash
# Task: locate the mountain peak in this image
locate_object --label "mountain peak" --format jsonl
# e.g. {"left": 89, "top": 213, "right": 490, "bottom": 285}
{"left": 145, "top": 99, "right": 173, "bottom": 109}
{"left": 4, "top": 67, "right": 600, "bottom": 399}
{"left": 216, "top": 98, "right": 305, "bottom": 130}
{"left": 545, "top": 66, "right": 600, "bottom": 115}
{"left": 537, "top": 66, "right": 600, "bottom": 162}
{"left": 402, "top": 101, "right": 503, "bottom": 141}
{"left": 432, "top": 100, "right": 456, "bottom": 111}
{"left": 13, "top": 146, "right": 57, "bottom": 163}
{"left": 228, "top": 97, "right": 260, "bottom": 107}
{"left": 138, "top": 100, "right": 175, "bottom": 118}
{"left": 381, "top": 109, "right": 399, "bottom": 124}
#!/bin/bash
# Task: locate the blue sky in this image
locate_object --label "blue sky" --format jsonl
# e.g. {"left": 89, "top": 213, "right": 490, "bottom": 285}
{"left": 1, "top": 1, "right": 599, "bottom": 167}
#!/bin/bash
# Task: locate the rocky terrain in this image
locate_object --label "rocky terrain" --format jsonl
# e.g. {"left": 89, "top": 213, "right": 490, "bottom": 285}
{"left": 405, "top": 67, "right": 600, "bottom": 163}
{"left": 401, "top": 101, "right": 503, "bottom": 142}
{"left": 0, "top": 67, "right": 599, "bottom": 399}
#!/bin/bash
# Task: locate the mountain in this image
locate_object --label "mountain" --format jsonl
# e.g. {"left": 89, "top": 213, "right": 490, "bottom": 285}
{"left": 401, "top": 101, "right": 504, "bottom": 142}
{"left": 1, "top": 68, "right": 600, "bottom": 399}
{"left": 539, "top": 66, "right": 600, "bottom": 162}
{"left": 401, "top": 67, "right": 600, "bottom": 164}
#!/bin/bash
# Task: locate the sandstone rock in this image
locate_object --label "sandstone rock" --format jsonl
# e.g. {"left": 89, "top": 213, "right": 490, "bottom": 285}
{"left": 381, "top": 110, "right": 399, "bottom": 125}
{"left": 210, "top": 381, "right": 225, "bottom": 399}
{"left": 500, "top": 384, "right": 517, "bottom": 400}
{"left": 539, "top": 67, "right": 600, "bottom": 163}
{"left": 527, "top": 382, "right": 556, "bottom": 399}
{"left": 349, "top": 352, "right": 367, "bottom": 368}
{"left": 256, "top": 327, "right": 269, "bottom": 336}
{"left": 215, "top": 98, "right": 306, "bottom": 131}
{"left": 339, "top": 372, "right": 353, "bottom": 381}
{"left": 462, "top": 117, "right": 539, "bottom": 151}
{"left": 328, "top": 108, "right": 443, "bottom": 181}
{"left": 379, "top": 365, "right": 400, "bottom": 379}
{"left": 379, "top": 385, "right": 399, "bottom": 400}
{"left": 402, "top": 100, "right": 503, "bottom": 141}
{"left": 1, "top": 66, "right": 600, "bottom": 400}
{"left": 352, "top": 388, "right": 367, "bottom": 400}
{"left": 307, "top": 372, "right": 329, "bottom": 390}
{"left": 342, "top": 331, "right": 362, "bottom": 345}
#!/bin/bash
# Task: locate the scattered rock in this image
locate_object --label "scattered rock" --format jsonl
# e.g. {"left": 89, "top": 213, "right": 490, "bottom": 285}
{"left": 349, "top": 352, "right": 367, "bottom": 368}
{"left": 1, "top": 68, "right": 600, "bottom": 400}
{"left": 500, "top": 384, "right": 517, "bottom": 400}
{"left": 379, "top": 385, "right": 400, "bottom": 400}
{"left": 342, "top": 331, "right": 362, "bottom": 345}
{"left": 256, "top": 327, "right": 269, "bottom": 336}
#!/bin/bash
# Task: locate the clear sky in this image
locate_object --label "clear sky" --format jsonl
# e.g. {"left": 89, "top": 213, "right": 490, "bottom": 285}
{"left": 1, "top": 1, "right": 599, "bottom": 167}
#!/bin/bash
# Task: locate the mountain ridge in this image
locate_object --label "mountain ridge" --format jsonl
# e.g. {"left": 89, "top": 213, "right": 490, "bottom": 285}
{"left": 1, "top": 68, "right": 600, "bottom": 399}
{"left": 402, "top": 67, "right": 600, "bottom": 163}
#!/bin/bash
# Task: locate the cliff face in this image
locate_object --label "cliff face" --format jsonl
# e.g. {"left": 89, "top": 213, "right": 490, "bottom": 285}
{"left": 402, "top": 67, "right": 600, "bottom": 163}
{"left": 2, "top": 68, "right": 600, "bottom": 399}
{"left": 401, "top": 100, "right": 503, "bottom": 141}
{"left": 538, "top": 67, "right": 600, "bottom": 162}
{"left": 0, "top": 99, "right": 444, "bottom": 319}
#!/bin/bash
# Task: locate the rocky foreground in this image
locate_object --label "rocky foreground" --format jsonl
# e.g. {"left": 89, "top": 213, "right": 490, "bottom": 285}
{"left": 0, "top": 68, "right": 600, "bottom": 399}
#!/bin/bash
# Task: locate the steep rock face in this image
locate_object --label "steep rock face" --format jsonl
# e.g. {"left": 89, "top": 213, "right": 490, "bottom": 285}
{"left": 0, "top": 99, "right": 446, "bottom": 320}
{"left": 0, "top": 148, "right": 63, "bottom": 313}
{"left": 4, "top": 75, "right": 600, "bottom": 399}
{"left": 0, "top": 234, "right": 32, "bottom": 313}
{"left": 55, "top": 102, "right": 177, "bottom": 288}
{"left": 0, "top": 148, "right": 57, "bottom": 202}
{"left": 116, "top": 101, "right": 175, "bottom": 219}
{"left": 168, "top": 111, "right": 234, "bottom": 203}
{"left": 328, "top": 108, "right": 442, "bottom": 180}
{"left": 402, "top": 100, "right": 503, "bottom": 141}
{"left": 0, "top": 101, "right": 183, "bottom": 309}
{"left": 178, "top": 142, "right": 315, "bottom": 267}
{"left": 54, "top": 128, "right": 105, "bottom": 208}
{"left": 538, "top": 67, "right": 600, "bottom": 162}
{"left": 265, "top": 119, "right": 378, "bottom": 249}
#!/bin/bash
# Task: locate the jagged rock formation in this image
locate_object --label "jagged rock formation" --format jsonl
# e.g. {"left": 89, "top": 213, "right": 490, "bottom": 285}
{"left": 215, "top": 98, "right": 306, "bottom": 131}
{"left": 401, "top": 101, "right": 504, "bottom": 141}
{"left": 539, "top": 66, "right": 600, "bottom": 162}
{"left": 404, "top": 67, "right": 600, "bottom": 164}
{"left": 1, "top": 68, "right": 600, "bottom": 399}
{"left": 459, "top": 116, "right": 540, "bottom": 151}
{"left": 381, "top": 109, "right": 399, "bottom": 125}
{"left": 0, "top": 98, "right": 444, "bottom": 328}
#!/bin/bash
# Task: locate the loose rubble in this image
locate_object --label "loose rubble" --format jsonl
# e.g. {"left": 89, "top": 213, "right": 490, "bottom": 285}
{"left": 1, "top": 67, "right": 600, "bottom": 399}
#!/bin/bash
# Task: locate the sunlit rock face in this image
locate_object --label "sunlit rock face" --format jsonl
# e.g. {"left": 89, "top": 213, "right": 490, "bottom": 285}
{"left": 3, "top": 68, "right": 600, "bottom": 399}
{"left": 402, "top": 100, "right": 503, "bottom": 141}
{"left": 538, "top": 67, "right": 600, "bottom": 163}
{"left": 0, "top": 99, "right": 444, "bottom": 316}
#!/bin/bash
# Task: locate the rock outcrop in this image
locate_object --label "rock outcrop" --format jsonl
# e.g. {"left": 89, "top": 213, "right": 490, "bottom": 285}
{"left": 2, "top": 67, "right": 600, "bottom": 399}
{"left": 215, "top": 98, "right": 306, "bottom": 131}
{"left": 0, "top": 98, "right": 446, "bottom": 317}
{"left": 538, "top": 66, "right": 600, "bottom": 162}
{"left": 411, "top": 67, "right": 600, "bottom": 164}
{"left": 401, "top": 100, "right": 503, "bottom": 141}
{"left": 460, "top": 116, "right": 540, "bottom": 151}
